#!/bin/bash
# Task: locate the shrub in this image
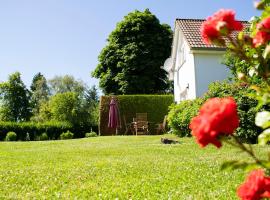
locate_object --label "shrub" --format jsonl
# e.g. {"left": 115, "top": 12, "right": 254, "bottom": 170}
{"left": 5, "top": 132, "right": 17, "bottom": 141}
{"left": 60, "top": 131, "right": 74, "bottom": 140}
{"left": 85, "top": 132, "right": 98, "bottom": 138}
{"left": 202, "top": 81, "right": 260, "bottom": 143}
{"left": 99, "top": 95, "right": 174, "bottom": 135}
{"left": 167, "top": 98, "right": 203, "bottom": 137}
{"left": 40, "top": 133, "right": 49, "bottom": 141}
{"left": 37, "top": 91, "right": 99, "bottom": 137}
{"left": 167, "top": 81, "right": 261, "bottom": 143}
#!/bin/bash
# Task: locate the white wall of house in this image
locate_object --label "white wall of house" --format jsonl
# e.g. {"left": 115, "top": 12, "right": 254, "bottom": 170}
{"left": 165, "top": 21, "right": 231, "bottom": 103}
{"left": 174, "top": 34, "right": 196, "bottom": 102}
{"left": 193, "top": 51, "right": 230, "bottom": 97}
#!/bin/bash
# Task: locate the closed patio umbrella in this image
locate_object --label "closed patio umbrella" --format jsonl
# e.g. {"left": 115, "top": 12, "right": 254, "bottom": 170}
{"left": 108, "top": 97, "right": 120, "bottom": 134}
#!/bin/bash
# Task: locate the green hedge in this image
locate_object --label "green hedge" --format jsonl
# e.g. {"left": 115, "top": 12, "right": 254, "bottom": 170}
{"left": 0, "top": 121, "right": 73, "bottom": 141}
{"left": 99, "top": 95, "right": 174, "bottom": 135}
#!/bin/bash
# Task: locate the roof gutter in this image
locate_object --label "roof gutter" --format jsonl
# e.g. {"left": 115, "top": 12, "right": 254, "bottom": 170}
{"left": 190, "top": 47, "right": 226, "bottom": 55}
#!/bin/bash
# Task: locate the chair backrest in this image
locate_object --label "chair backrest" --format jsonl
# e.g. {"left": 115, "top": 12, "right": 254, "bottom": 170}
{"left": 136, "top": 113, "right": 147, "bottom": 121}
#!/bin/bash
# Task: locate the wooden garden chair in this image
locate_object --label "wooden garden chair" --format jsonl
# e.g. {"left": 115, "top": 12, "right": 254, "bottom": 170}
{"left": 133, "top": 113, "right": 149, "bottom": 135}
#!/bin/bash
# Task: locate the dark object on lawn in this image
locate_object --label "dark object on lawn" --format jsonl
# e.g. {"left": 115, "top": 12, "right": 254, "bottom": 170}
{"left": 161, "top": 138, "right": 179, "bottom": 144}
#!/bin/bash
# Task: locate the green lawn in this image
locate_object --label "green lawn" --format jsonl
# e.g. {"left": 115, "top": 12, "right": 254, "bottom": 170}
{"left": 0, "top": 136, "right": 269, "bottom": 199}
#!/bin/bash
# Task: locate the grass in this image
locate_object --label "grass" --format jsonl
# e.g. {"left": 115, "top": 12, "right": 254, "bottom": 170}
{"left": 0, "top": 135, "right": 269, "bottom": 199}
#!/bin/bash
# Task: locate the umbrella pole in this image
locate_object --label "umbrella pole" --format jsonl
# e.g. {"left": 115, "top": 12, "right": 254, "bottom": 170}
{"left": 116, "top": 128, "right": 118, "bottom": 135}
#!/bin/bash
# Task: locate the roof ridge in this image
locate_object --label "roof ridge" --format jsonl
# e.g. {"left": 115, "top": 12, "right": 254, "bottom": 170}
{"left": 176, "top": 18, "right": 249, "bottom": 23}
{"left": 176, "top": 18, "right": 204, "bottom": 21}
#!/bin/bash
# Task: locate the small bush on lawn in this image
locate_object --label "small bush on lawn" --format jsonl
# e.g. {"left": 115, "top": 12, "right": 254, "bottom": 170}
{"left": 60, "top": 131, "right": 74, "bottom": 140}
{"left": 40, "top": 133, "right": 49, "bottom": 141}
{"left": 85, "top": 132, "right": 98, "bottom": 138}
{"left": 167, "top": 98, "right": 203, "bottom": 137}
{"left": 5, "top": 132, "right": 17, "bottom": 141}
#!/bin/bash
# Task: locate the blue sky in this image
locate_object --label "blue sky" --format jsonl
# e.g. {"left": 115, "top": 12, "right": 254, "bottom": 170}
{"left": 0, "top": 0, "right": 259, "bottom": 88}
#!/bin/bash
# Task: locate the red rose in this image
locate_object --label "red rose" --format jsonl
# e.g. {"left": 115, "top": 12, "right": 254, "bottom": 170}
{"left": 253, "top": 17, "right": 270, "bottom": 47}
{"left": 253, "top": 31, "right": 270, "bottom": 46}
{"left": 237, "top": 169, "right": 270, "bottom": 200}
{"left": 258, "top": 17, "right": 270, "bottom": 30}
{"left": 189, "top": 97, "right": 239, "bottom": 148}
{"left": 201, "top": 9, "right": 243, "bottom": 45}
{"left": 201, "top": 19, "right": 220, "bottom": 44}
{"left": 212, "top": 9, "right": 243, "bottom": 31}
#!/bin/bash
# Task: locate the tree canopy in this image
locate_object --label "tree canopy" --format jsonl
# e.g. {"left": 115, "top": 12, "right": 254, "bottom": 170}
{"left": 30, "top": 73, "right": 50, "bottom": 120}
{"left": 0, "top": 72, "right": 31, "bottom": 122}
{"left": 92, "top": 9, "right": 173, "bottom": 94}
{"left": 48, "top": 75, "right": 85, "bottom": 95}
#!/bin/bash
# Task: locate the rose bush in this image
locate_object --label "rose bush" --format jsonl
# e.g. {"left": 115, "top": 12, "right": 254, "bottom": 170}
{"left": 191, "top": 1, "right": 270, "bottom": 199}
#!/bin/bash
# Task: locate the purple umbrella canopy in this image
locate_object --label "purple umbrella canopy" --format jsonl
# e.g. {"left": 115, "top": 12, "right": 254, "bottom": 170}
{"left": 108, "top": 97, "right": 121, "bottom": 130}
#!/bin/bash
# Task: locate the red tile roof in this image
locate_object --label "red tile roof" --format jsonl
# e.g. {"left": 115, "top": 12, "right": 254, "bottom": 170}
{"left": 176, "top": 19, "right": 249, "bottom": 50}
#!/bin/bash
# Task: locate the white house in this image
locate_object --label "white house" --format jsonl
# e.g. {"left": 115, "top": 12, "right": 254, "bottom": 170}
{"left": 163, "top": 19, "right": 246, "bottom": 103}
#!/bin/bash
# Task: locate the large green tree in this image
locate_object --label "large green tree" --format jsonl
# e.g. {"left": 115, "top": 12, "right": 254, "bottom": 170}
{"left": 49, "top": 92, "right": 80, "bottom": 123}
{"left": 0, "top": 72, "right": 31, "bottom": 121}
{"left": 92, "top": 9, "right": 173, "bottom": 94}
{"left": 36, "top": 75, "right": 99, "bottom": 126}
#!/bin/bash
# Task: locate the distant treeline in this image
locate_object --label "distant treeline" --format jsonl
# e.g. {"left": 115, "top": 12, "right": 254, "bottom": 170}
{"left": 0, "top": 72, "right": 99, "bottom": 136}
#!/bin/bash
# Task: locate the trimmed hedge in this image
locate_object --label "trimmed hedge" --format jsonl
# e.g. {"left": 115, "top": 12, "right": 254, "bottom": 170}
{"left": 0, "top": 121, "right": 72, "bottom": 141}
{"left": 99, "top": 95, "right": 174, "bottom": 135}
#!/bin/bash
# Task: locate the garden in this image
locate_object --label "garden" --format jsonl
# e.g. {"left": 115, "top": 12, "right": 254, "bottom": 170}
{"left": 2, "top": 0, "right": 270, "bottom": 199}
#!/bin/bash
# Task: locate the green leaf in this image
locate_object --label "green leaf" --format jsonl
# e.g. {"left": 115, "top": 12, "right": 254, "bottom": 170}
{"left": 258, "top": 129, "right": 270, "bottom": 145}
{"left": 220, "top": 160, "right": 259, "bottom": 171}
{"left": 261, "top": 161, "right": 270, "bottom": 168}
{"left": 237, "top": 31, "right": 244, "bottom": 41}
{"left": 255, "top": 111, "right": 270, "bottom": 129}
